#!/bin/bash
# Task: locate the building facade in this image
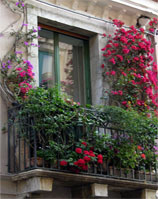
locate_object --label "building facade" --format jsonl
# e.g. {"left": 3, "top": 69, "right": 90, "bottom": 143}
{"left": 0, "top": 0, "right": 158, "bottom": 198}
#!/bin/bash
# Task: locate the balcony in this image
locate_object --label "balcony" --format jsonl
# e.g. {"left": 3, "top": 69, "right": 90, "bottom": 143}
{"left": 8, "top": 105, "right": 158, "bottom": 188}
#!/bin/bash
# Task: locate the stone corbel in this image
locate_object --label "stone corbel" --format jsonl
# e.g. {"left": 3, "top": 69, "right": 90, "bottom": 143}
{"left": 17, "top": 177, "right": 53, "bottom": 196}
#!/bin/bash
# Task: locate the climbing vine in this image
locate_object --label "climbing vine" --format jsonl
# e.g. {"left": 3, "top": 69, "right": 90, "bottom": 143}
{"left": 0, "top": 0, "right": 40, "bottom": 104}
{"left": 102, "top": 19, "right": 158, "bottom": 116}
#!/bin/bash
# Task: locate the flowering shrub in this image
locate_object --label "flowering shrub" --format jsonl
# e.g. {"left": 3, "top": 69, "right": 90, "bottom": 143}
{"left": 0, "top": 0, "right": 40, "bottom": 101}
{"left": 102, "top": 19, "right": 158, "bottom": 115}
{"left": 148, "top": 17, "right": 158, "bottom": 33}
{"left": 60, "top": 140, "right": 103, "bottom": 172}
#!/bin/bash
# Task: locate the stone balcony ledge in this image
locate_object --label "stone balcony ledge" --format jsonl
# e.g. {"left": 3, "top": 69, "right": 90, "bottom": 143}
{"left": 11, "top": 169, "right": 158, "bottom": 190}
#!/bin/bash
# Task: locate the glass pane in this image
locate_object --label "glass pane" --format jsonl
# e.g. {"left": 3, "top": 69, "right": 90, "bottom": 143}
{"left": 38, "top": 29, "right": 54, "bottom": 88}
{"left": 59, "top": 34, "right": 85, "bottom": 104}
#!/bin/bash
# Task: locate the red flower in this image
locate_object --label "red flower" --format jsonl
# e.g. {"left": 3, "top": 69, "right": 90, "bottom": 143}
{"left": 90, "top": 147, "right": 94, "bottom": 151}
{"left": 149, "top": 28, "right": 154, "bottom": 33}
{"left": 141, "top": 154, "right": 146, "bottom": 159}
{"left": 89, "top": 151, "right": 95, "bottom": 157}
{"left": 116, "top": 55, "right": 123, "bottom": 62}
{"left": 109, "top": 58, "right": 116, "bottom": 65}
{"left": 60, "top": 160, "right": 68, "bottom": 166}
{"left": 139, "top": 28, "right": 144, "bottom": 33}
{"left": 83, "top": 156, "right": 91, "bottom": 162}
{"left": 82, "top": 142, "right": 87, "bottom": 147}
{"left": 122, "top": 48, "right": 130, "bottom": 54}
{"left": 97, "top": 154, "right": 103, "bottom": 160}
{"left": 137, "top": 145, "right": 142, "bottom": 150}
{"left": 82, "top": 165, "right": 88, "bottom": 171}
{"left": 121, "top": 72, "right": 127, "bottom": 76}
{"left": 118, "top": 90, "right": 123, "bottom": 96}
{"left": 84, "top": 150, "right": 89, "bottom": 155}
{"left": 97, "top": 159, "right": 103, "bottom": 164}
{"left": 101, "top": 64, "right": 104, "bottom": 69}
{"left": 110, "top": 71, "right": 116, "bottom": 75}
{"left": 74, "top": 161, "right": 78, "bottom": 166}
{"left": 77, "top": 159, "right": 85, "bottom": 167}
{"left": 122, "top": 101, "right": 127, "bottom": 105}
{"left": 75, "top": 148, "right": 82, "bottom": 154}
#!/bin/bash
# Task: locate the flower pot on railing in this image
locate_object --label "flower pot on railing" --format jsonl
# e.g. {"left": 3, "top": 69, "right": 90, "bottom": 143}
{"left": 135, "top": 170, "right": 145, "bottom": 180}
{"left": 26, "top": 157, "right": 43, "bottom": 168}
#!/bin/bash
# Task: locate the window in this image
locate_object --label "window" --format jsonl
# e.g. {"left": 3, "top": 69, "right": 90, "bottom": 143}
{"left": 38, "top": 24, "right": 91, "bottom": 105}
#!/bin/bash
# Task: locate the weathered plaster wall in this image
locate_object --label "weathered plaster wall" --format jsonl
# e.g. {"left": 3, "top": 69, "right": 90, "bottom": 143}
{"left": 0, "top": 0, "right": 23, "bottom": 175}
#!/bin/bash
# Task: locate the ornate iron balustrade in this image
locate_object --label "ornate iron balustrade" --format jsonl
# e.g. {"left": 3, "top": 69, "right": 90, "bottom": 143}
{"left": 8, "top": 105, "right": 158, "bottom": 184}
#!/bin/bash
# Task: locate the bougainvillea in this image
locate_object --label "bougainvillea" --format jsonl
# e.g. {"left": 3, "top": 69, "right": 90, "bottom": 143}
{"left": 0, "top": 0, "right": 40, "bottom": 101}
{"left": 102, "top": 19, "right": 158, "bottom": 114}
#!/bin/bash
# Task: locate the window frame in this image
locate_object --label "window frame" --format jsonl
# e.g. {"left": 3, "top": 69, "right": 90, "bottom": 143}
{"left": 38, "top": 23, "right": 91, "bottom": 104}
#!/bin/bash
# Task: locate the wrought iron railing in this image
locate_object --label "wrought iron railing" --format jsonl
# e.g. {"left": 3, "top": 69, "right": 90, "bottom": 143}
{"left": 8, "top": 106, "right": 158, "bottom": 184}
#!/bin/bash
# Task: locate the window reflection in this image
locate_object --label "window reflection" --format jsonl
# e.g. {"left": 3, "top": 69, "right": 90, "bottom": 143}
{"left": 39, "top": 29, "right": 54, "bottom": 88}
{"left": 59, "top": 34, "right": 85, "bottom": 104}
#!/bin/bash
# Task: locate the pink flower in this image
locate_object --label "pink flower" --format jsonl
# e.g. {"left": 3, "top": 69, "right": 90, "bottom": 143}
{"left": 133, "top": 57, "right": 139, "bottom": 62}
{"left": 24, "top": 41, "right": 28, "bottom": 46}
{"left": 139, "top": 28, "right": 144, "bottom": 33}
{"left": 113, "top": 43, "right": 119, "bottom": 47}
{"left": 110, "top": 71, "right": 116, "bottom": 75}
{"left": 111, "top": 91, "right": 118, "bottom": 95}
{"left": 121, "top": 72, "right": 127, "bottom": 76}
{"left": 116, "top": 55, "right": 123, "bottom": 62}
{"left": 101, "top": 47, "right": 106, "bottom": 51}
{"left": 118, "top": 90, "right": 123, "bottom": 95}
{"left": 149, "top": 28, "right": 154, "bottom": 33}
{"left": 131, "top": 45, "right": 138, "bottom": 50}
{"left": 106, "top": 44, "right": 112, "bottom": 48}
{"left": 120, "top": 36, "right": 128, "bottom": 44}
{"left": 16, "top": 67, "right": 22, "bottom": 71}
{"left": 19, "top": 71, "right": 26, "bottom": 77}
{"left": 122, "top": 48, "right": 129, "bottom": 54}
{"left": 109, "top": 58, "right": 116, "bottom": 64}
{"left": 122, "top": 101, "right": 127, "bottom": 105}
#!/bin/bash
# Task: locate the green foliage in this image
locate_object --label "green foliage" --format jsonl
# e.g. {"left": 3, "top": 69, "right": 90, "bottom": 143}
{"left": 16, "top": 87, "right": 158, "bottom": 170}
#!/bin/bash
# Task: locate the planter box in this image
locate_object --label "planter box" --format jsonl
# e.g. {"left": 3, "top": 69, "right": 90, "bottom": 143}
{"left": 26, "top": 157, "right": 43, "bottom": 168}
